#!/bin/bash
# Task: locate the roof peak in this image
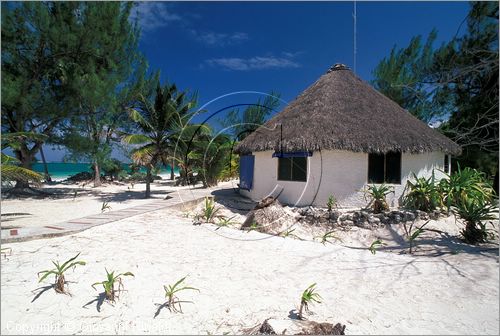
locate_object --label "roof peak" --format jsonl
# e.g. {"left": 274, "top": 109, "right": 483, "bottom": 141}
{"left": 327, "top": 63, "right": 350, "bottom": 73}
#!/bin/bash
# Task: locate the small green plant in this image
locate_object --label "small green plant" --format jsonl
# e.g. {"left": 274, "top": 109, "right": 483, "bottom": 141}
{"left": 163, "top": 276, "right": 199, "bottom": 313}
{"left": 298, "top": 283, "right": 322, "bottom": 320}
{"left": 368, "top": 239, "right": 386, "bottom": 255}
{"left": 317, "top": 230, "right": 342, "bottom": 245}
{"left": 365, "top": 184, "right": 393, "bottom": 213}
{"left": 101, "top": 201, "right": 111, "bottom": 213}
{"left": 92, "top": 269, "right": 134, "bottom": 302}
{"left": 216, "top": 215, "right": 237, "bottom": 228}
{"left": 200, "top": 197, "right": 223, "bottom": 223}
{"left": 403, "top": 220, "right": 431, "bottom": 254}
{"left": 452, "top": 196, "right": 498, "bottom": 244}
{"left": 326, "top": 195, "right": 337, "bottom": 212}
{"left": 247, "top": 221, "right": 260, "bottom": 231}
{"left": 281, "top": 227, "right": 301, "bottom": 239}
{"left": 402, "top": 172, "right": 441, "bottom": 212}
{"left": 38, "top": 253, "right": 86, "bottom": 294}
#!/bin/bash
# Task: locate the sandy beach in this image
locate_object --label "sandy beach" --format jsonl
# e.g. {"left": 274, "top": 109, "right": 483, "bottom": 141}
{"left": 1, "top": 190, "right": 498, "bottom": 335}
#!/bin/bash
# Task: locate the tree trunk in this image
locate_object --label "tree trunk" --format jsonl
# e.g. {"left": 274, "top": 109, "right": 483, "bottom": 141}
{"left": 39, "top": 145, "right": 52, "bottom": 182}
{"left": 13, "top": 147, "right": 36, "bottom": 189}
{"left": 94, "top": 161, "right": 102, "bottom": 187}
{"left": 170, "top": 159, "right": 175, "bottom": 180}
{"left": 145, "top": 166, "right": 151, "bottom": 198}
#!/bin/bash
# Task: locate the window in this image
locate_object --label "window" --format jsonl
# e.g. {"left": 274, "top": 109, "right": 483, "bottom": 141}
{"left": 444, "top": 154, "right": 450, "bottom": 174}
{"left": 368, "top": 152, "right": 401, "bottom": 184}
{"left": 278, "top": 157, "right": 307, "bottom": 181}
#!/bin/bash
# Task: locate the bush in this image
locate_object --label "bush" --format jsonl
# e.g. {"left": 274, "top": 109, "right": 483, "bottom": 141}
{"left": 402, "top": 173, "right": 441, "bottom": 212}
{"left": 439, "top": 165, "right": 495, "bottom": 212}
{"left": 102, "top": 159, "right": 125, "bottom": 181}
{"left": 452, "top": 196, "right": 498, "bottom": 244}
{"left": 366, "top": 184, "right": 393, "bottom": 213}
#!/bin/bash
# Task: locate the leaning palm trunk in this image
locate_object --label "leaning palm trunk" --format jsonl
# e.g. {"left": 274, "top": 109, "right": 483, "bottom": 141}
{"left": 39, "top": 146, "right": 52, "bottom": 182}
{"left": 145, "top": 166, "right": 152, "bottom": 198}
{"left": 170, "top": 159, "right": 175, "bottom": 180}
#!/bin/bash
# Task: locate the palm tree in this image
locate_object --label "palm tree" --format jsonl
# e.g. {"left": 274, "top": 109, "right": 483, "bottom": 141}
{"left": 1, "top": 133, "right": 44, "bottom": 188}
{"left": 122, "top": 82, "right": 197, "bottom": 198}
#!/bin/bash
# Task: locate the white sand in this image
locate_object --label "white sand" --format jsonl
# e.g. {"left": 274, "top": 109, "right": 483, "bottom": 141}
{"left": 1, "top": 206, "right": 498, "bottom": 335}
{"left": 0, "top": 178, "right": 227, "bottom": 229}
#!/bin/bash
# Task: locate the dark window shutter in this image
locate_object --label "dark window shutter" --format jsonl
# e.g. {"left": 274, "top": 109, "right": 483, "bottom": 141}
{"left": 368, "top": 153, "right": 385, "bottom": 183}
{"left": 385, "top": 152, "right": 401, "bottom": 184}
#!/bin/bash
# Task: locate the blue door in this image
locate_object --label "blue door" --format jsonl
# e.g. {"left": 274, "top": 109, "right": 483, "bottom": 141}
{"left": 239, "top": 155, "right": 255, "bottom": 190}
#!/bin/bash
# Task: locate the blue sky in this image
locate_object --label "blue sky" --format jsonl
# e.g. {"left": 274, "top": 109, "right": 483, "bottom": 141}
{"left": 42, "top": 1, "right": 471, "bottom": 161}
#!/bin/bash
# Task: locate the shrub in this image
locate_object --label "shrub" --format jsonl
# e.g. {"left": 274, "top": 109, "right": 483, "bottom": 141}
{"left": 402, "top": 172, "right": 441, "bottom": 212}
{"left": 92, "top": 269, "right": 134, "bottom": 302}
{"left": 298, "top": 283, "right": 322, "bottom": 320}
{"left": 440, "top": 165, "right": 495, "bottom": 213}
{"left": 452, "top": 196, "right": 498, "bottom": 244}
{"left": 38, "top": 253, "right": 86, "bottom": 294}
{"left": 365, "top": 184, "right": 393, "bottom": 213}
{"left": 102, "top": 158, "right": 125, "bottom": 181}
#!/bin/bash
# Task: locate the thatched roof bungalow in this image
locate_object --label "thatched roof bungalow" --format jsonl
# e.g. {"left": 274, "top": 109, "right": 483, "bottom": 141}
{"left": 235, "top": 64, "right": 461, "bottom": 207}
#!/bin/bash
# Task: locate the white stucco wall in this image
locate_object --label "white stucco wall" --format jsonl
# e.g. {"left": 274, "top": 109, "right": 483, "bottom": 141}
{"left": 240, "top": 150, "right": 449, "bottom": 208}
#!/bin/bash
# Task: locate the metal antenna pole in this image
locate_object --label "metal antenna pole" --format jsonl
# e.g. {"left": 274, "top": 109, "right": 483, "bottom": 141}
{"left": 353, "top": 0, "right": 357, "bottom": 73}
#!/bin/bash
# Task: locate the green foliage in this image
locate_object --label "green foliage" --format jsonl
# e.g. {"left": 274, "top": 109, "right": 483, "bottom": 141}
{"left": 163, "top": 276, "right": 199, "bottom": 313}
{"left": 216, "top": 215, "right": 237, "bottom": 228}
{"left": 402, "top": 172, "right": 442, "bottom": 212}
{"left": 326, "top": 195, "right": 337, "bottom": 212}
{"left": 38, "top": 253, "right": 86, "bottom": 294}
{"left": 102, "top": 159, "right": 126, "bottom": 181}
{"left": 403, "top": 220, "right": 431, "bottom": 254}
{"left": 1, "top": 153, "right": 43, "bottom": 185}
{"left": 317, "top": 230, "right": 342, "bottom": 245}
{"left": 200, "top": 197, "right": 222, "bottom": 223}
{"left": 368, "top": 239, "right": 386, "bottom": 255}
{"left": 298, "top": 283, "right": 322, "bottom": 320}
{"left": 372, "top": 30, "right": 440, "bottom": 123}
{"left": 222, "top": 92, "right": 281, "bottom": 141}
{"left": 452, "top": 196, "right": 498, "bottom": 244}
{"left": 366, "top": 184, "right": 393, "bottom": 213}
{"left": 92, "top": 269, "right": 134, "bottom": 302}
{"left": 122, "top": 79, "right": 198, "bottom": 197}
{"left": 439, "top": 165, "right": 495, "bottom": 212}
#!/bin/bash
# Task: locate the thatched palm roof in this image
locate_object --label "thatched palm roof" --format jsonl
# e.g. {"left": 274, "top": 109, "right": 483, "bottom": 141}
{"left": 235, "top": 64, "right": 461, "bottom": 155}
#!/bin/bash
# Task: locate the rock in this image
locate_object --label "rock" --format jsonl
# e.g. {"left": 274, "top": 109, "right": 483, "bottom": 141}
{"left": 251, "top": 318, "right": 346, "bottom": 335}
{"left": 241, "top": 198, "right": 296, "bottom": 235}
{"left": 341, "top": 220, "right": 354, "bottom": 226}
{"left": 368, "top": 216, "right": 381, "bottom": 224}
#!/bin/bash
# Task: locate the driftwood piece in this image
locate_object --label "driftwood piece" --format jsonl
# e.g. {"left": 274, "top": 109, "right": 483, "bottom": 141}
{"left": 247, "top": 318, "right": 346, "bottom": 335}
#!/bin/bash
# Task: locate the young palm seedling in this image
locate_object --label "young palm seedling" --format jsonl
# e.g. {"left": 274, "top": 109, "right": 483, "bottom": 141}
{"left": 101, "top": 201, "right": 112, "bottom": 213}
{"left": 38, "top": 253, "right": 86, "bottom": 294}
{"left": 216, "top": 215, "right": 237, "bottom": 229}
{"left": 326, "top": 195, "right": 337, "bottom": 212}
{"left": 365, "top": 184, "right": 393, "bottom": 213}
{"left": 201, "top": 197, "right": 223, "bottom": 223}
{"left": 92, "top": 269, "right": 134, "bottom": 302}
{"left": 403, "top": 220, "right": 431, "bottom": 254}
{"left": 298, "top": 283, "right": 322, "bottom": 320}
{"left": 368, "top": 239, "right": 386, "bottom": 255}
{"left": 316, "top": 230, "right": 342, "bottom": 245}
{"left": 163, "top": 276, "right": 199, "bottom": 313}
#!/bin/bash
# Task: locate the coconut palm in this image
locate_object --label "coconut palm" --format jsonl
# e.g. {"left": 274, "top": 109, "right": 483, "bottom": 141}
{"left": 1, "top": 132, "right": 45, "bottom": 187}
{"left": 122, "top": 81, "right": 198, "bottom": 198}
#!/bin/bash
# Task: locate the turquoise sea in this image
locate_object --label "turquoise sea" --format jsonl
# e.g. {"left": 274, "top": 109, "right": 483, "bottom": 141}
{"left": 32, "top": 162, "right": 178, "bottom": 181}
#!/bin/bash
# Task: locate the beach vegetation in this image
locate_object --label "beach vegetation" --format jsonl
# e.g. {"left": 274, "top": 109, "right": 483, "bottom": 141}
{"left": 402, "top": 172, "right": 441, "bottom": 212}
{"left": 38, "top": 253, "right": 86, "bottom": 294}
{"left": 200, "top": 197, "right": 223, "bottom": 223}
{"left": 92, "top": 269, "right": 134, "bottom": 302}
{"left": 326, "top": 195, "right": 337, "bottom": 212}
{"left": 317, "top": 230, "right": 342, "bottom": 245}
{"left": 365, "top": 184, "right": 393, "bottom": 213}
{"left": 452, "top": 196, "right": 498, "bottom": 244}
{"left": 368, "top": 239, "right": 386, "bottom": 255}
{"left": 403, "top": 220, "right": 431, "bottom": 254}
{"left": 298, "top": 283, "right": 322, "bottom": 320}
{"left": 163, "top": 276, "right": 199, "bottom": 313}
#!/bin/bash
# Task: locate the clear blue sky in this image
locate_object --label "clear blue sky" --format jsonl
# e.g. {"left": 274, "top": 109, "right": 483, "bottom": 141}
{"left": 42, "top": 1, "right": 471, "bottom": 162}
